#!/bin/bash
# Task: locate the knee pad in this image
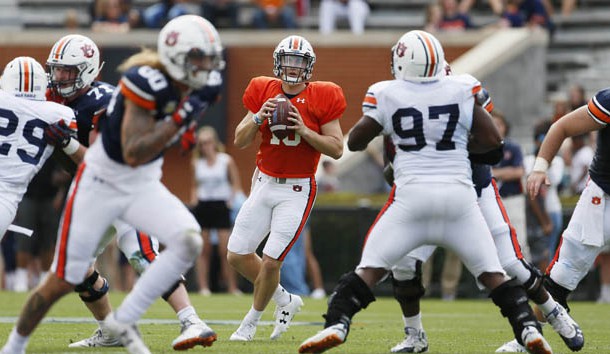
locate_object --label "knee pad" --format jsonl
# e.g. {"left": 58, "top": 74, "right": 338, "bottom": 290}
{"left": 74, "top": 270, "right": 109, "bottom": 303}
{"left": 489, "top": 279, "right": 539, "bottom": 345}
{"left": 392, "top": 261, "right": 425, "bottom": 304}
{"left": 543, "top": 276, "right": 571, "bottom": 312}
{"left": 174, "top": 229, "right": 203, "bottom": 260}
{"left": 325, "top": 271, "right": 376, "bottom": 329}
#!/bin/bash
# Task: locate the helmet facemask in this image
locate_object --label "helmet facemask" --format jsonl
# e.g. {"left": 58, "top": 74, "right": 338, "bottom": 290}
{"left": 174, "top": 47, "right": 224, "bottom": 90}
{"left": 47, "top": 62, "right": 100, "bottom": 98}
{"left": 274, "top": 52, "right": 313, "bottom": 85}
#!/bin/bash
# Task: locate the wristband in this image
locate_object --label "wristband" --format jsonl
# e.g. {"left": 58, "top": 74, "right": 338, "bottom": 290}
{"left": 532, "top": 156, "right": 549, "bottom": 173}
{"left": 62, "top": 138, "right": 80, "bottom": 155}
{"left": 252, "top": 113, "right": 263, "bottom": 126}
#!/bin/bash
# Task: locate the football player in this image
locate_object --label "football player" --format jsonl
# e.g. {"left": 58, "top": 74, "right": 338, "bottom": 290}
{"left": 527, "top": 86, "right": 610, "bottom": 350}
{"left": 298, "top": 30, "right": 552, "bottom": 354}
{"left": 227, "top": 35, "right": 346, "bottom": 341}
{"left": 385, "top": 68, "right": 583, "bottom": 354}
{"left": 44, "top": 34, "right": 221, "bottom": 350}
{"left": 0, "top": 56, "right": 82, "bottom": 242}
{"left": 1, "top": 15, "right": 224, "bottom": 354}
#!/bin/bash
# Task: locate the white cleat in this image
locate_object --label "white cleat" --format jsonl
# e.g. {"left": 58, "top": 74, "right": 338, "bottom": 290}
{"left": 391, "top": 327, "right": 429, "bottom": 353}
{"left": 298, "top": 323, "right": 348, "bottom": 353}
{"left": 496, "top": 339, "right": 527, "bottom": 352}
{"left": 104, "top": 312, "right": 151, "bottom": 354}
{"left": 68, "top": 327, "right": 122, "bottom": 348}
{"left": 0, "top": 346, "right": 24, "bottom": 354}
{"left": 521, "top": 326, "right": 553, "bottom": 354}
{"left": 172, "top": 318, "right": 217, "bottom": 350}
{"left": 545, "top": 304, "right": 584, "bottom": 351}
{"left": 270, "top": 294, "right": 304, "bottom": 339}
{"left": 229, "top": 321, "right": 257, "bottom": 341}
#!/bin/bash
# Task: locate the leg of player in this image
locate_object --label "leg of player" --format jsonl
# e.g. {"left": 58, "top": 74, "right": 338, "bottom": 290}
{"left": 298, "top": 268, "right": 381, "bottom": 353}
{"left": 0, "top": 273, "right": 74, "bottom": 354}
{"left": 482, "top": 274, "right": 552, "bottom": 354}
{"left": 389, "top": 260, "right": 428, "bottom": 354}
{"left": 227, "top": 252, "right": 303, "bottom": 341}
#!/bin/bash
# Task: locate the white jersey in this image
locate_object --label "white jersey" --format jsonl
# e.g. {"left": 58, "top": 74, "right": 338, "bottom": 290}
{"left": 363, "top": 74, "right": 480, "bottom": 186}
{"left": 0, "top": 90, "right": 75, "bottom": 209}
{"left": 194, "top": 152, "right": 232, "bottom": 201}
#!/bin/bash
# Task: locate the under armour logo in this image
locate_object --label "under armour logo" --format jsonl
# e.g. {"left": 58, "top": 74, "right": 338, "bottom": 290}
{"left": 279, "top": 310, "right": 290, "bottom": 324}
{"left": 257, "top": 176, "right": 262, "bottom": 182}
{"left": 296, "top": 98, "right": 305, "bottom": 103}
{"left": 592, "top": 196, "right": 601, "bottom": 205}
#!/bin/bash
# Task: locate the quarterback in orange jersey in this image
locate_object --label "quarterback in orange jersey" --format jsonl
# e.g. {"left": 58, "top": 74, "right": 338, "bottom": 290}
{"left": 227, "top": 35, "right": 346, "bottom": 342}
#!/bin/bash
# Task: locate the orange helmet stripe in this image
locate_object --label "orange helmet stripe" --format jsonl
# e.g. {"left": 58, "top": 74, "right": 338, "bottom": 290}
{"left": 20, "top": 58, "right": 31, "bottom": 92}
{"left": 194, "top": 16, "right": 216, "bottom": 43}
{"left": 291, "top": 36, "right": 301, "bottom": 50}
{"left": 53, "top": 36, "right": 71, "bottom": 60}
{"left": 417, "top": 31, "right": 438, "bottom": 78}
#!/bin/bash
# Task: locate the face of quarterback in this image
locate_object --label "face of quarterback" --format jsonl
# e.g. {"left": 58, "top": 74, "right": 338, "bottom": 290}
{"left": 280, "top": 54, "right": 308, "bottom": 84}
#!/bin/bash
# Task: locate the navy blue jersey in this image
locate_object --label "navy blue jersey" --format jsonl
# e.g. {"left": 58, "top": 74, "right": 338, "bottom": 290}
{"left": 101, "top": 66, "right": 222, "bottom": 164}
{"left": 66, "top": 81, "right": 115, "bottom": 146}
{"left": 586, "top": 88, "right": 610, "bottom": 194}
{"left": 101, "top": 65, "right": 183, "bottom": 164}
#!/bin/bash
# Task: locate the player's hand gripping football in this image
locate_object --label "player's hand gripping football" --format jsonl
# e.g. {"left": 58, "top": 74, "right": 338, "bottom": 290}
{"left": 286, "top": 105, "right": 307, "bottom": 135}
{"left": 255, "top": 98, "right": 277, "bottom": 124}
{"left": 44, "top": 120, "right": 73, "bottom": 148}
{"left": 172, "top": 95, "right": 205, "bottom": 127}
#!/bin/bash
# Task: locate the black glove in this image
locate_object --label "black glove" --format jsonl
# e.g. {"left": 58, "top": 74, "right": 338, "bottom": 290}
{"left": 44, "top": 120, "right": 72, "bottom": 148}
{"left": 172, "top": 95, "right": 205, "bottom": 127}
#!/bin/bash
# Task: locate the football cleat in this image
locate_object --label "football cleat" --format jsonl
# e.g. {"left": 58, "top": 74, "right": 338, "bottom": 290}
{"left": 545, "top": 304, "right": 584, "bottom": 351}
{"left": 172, "top": 318, "right": 217, "bottom": 350}
{"left": 391, "top": 327, "right": 429, "bottom": 353}
{"left": 229, "top": 321, "right": 257, "bottom": 341}
{"left": 104, "top": 312, "right": 151, "bottom": 354}
{"left": 496, "top": 339, "right": 527, "bottom": 352}
{"left": 270, "top": 294, "right": 304, "bottom": 339}
{"left": 298, "top": 323, "right": 348, "bottom": 353}
{"left": 68, "top": 327, "right": 122, "bottom": 348}
{"left": 521, "top": 326, "right": 553, "bottom": 354}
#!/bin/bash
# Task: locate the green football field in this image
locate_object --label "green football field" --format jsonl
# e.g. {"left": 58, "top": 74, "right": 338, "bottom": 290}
{"left": 0, "top": 291, "right": 607, "bottom": 353}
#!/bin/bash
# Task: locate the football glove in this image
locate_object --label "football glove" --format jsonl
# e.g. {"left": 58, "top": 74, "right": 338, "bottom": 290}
{"left": 180, "top": 123, "right": 197, "bottom": 153}
{"left": 44, "top": 120, "right": 73, "bottom": 148}
{"left": 172, "top": 95, "right": 205, "bottom": 127}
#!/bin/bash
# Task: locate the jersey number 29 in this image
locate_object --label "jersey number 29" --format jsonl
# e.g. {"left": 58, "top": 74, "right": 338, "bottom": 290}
{"left": 0, "top": 108, "right": 48, "bottom": 165}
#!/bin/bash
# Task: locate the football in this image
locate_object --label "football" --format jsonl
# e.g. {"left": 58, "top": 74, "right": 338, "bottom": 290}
{"left": 268, "top": 93, "right": 294, "bottom": 140}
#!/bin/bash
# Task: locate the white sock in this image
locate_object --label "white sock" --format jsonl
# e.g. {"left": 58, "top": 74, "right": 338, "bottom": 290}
{"left": 403, "top": 313, "right": 423, "bottom": 330}
{"left": 116, "top": 249, "right": 192, "bottom": 323}
{"left": 177, "top": 305, "right": 200, "bottom": 323}
{"left": 3, "top": 327, "right": 29, "bottom": 353}
{"left": 244, "top": 306, "right": 264, "bottom": 324}
{"left": 537, "top": 296, "right": 557, "bottom": 316}
{"left": 272, "top": 285, "right": 291, "bottom": 307}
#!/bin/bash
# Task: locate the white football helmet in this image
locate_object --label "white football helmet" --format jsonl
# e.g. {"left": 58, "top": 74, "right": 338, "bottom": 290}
{"left": 158, "top": 15, "right": 225, "bottom": 90}
{"left": 273, "top": 35, "right": 316, "bottom": 84}
{"left": 47, "top": 34, "right": 103, "bottom": 98}
{"left": 1, "top": 56, "right": 47, "bottom": 101}
{"left": 391, "top": 30, "right": 445, "bottom": 82}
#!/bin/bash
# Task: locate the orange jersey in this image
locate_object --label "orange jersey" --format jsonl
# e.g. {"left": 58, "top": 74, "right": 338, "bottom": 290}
{"left": 243, "top": 76, "right": 346, "bottom": 178}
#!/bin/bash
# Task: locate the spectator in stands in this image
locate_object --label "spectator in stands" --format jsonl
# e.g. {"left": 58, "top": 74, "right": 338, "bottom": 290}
{"left": 64, "top": 9, "right": 80, "bottom": 29}
{"left": 252, "top": 0, "right": 297, "bottom": 29}
{"left": 423, "top": 3, "right": 443, "bottom": 32}
{"left": 568, "top": 133, "right": 594, "bottom": 195}
{"left": 141, "top": 0, "right": 191, "bottom": 28}
{"left": 91, "top": 0, "right": 131, "bottom": 32}
{"left": 568, "top": 83, "right": 587, "bottom": 111}
{"left": 201, "top": 0, "right": 240, "bottom": 28}
{"left": 491, "top": 110, "right": 531, "bottom": 261}
{"left": 438, "top": 0, "right": 476, "bottom": 31}
{"left": 319, "top": 0, "right": 369, "bottom": 35}
{"left": 493, "top": 0, "right": 554, "bottom": 33}
{"left": 316, "top": 160, "right": 340, "bottom": 193}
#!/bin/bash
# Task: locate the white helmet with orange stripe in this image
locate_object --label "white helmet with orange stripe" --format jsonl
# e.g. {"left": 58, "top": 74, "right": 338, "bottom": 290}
{"left": 1, "top": 56, "right": 48, "bottom": 101}
{"left": 273, "top": 35, "right": 316, "bottom": 85}
{"left": 158, "top": 15, "right": 225, "bottom": 90}
{"left": 391, "top": 30, "right": 445, "bottom": 83}
{"left": 46, "top": 34, "right": 103, "bottom": 98}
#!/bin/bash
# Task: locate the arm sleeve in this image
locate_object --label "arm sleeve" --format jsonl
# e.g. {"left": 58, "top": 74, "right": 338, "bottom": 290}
{"left": 587, "top": 88, "right": 610, "bottom": 125}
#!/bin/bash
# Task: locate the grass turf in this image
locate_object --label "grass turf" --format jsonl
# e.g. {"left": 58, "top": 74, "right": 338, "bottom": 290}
{"left": 0, "top": 291, "right": 607, "bottom": 353}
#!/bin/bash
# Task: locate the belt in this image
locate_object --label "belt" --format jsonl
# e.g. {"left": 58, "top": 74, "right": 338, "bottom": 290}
{"left": 275, "top": 178, "right": 287, "bottom": 184}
